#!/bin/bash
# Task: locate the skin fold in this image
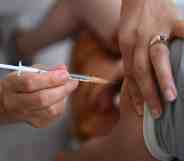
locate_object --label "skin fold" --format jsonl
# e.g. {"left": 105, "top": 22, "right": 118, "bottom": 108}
{"left": 69, "top": 31, "right": 121, "bottom": 141}
{"left": 57, "top": 80, "right": 157, "bottom": 161}
{"left": 16, "top": 0, "right": 184, "bottom": 120}
{"left": 0, "top": 0, "right": 183, "bottom": 150}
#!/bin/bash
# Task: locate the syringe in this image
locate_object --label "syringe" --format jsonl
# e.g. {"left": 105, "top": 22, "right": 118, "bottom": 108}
{"left": 0, "top": 62, "right": 109, "bottom": 84}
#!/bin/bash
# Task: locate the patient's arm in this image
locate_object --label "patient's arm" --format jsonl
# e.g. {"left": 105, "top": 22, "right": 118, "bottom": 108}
{"left": 58, "top": 80, "right": 157, "bottom": 161}
{"left": 16, "top": 0, "right": 81, "bottom": 55}
{"left": 16, "top": 0, "right": 121, "bottom": 56}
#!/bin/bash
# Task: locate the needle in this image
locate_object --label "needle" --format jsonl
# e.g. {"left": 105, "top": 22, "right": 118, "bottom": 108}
{"left": 0, "top": 62, "right": 109, "bottom": 84}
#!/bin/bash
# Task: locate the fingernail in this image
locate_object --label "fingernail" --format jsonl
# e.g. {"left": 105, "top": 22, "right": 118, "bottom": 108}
{"left": 165, "top": 88, "right": 176, "bottom": 102}
{"left": 53, "top": 70, "right": 69, "bottom": 80}
{"left": 136, "top": 106, "right": 143, "bottom": 116}
{"left": 152, "top": 109, "right": 161, "bottom": 119}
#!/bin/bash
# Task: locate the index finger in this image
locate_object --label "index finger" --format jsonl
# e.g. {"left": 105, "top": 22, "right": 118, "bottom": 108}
{"left": 4, "top": 68, "right": 69, "bottom": 93}
{"left": 150, "top": 43, "right": 177, "bottom": 102}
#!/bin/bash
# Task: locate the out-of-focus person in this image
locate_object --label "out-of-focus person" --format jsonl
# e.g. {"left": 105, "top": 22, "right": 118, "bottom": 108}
{"left": 0, "top": 1, "right": 79, "bottom": 161}
{"left": 0, "top": 0, "right": 56, "bottom": 69}
{"left": 68, "top": 31, "right": 122, "bottom": 144}
{"left": 0, "top": 0, "right": 184, "bottom": 161}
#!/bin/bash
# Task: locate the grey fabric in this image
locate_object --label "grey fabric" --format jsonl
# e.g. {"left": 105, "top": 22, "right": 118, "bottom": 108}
{"left": 155, "top": 39, "right": 184, "bottom": 161}
{"left": 0, "top": 117, "right": 71, "bottom": 161}
{"left": 0, "top": 1, "right": 72, "bottom": 161}
{"left": 144, "top": 105, "right": 173, "bottom": 161}
{"left": 0, "top": 0, "right": 53, "bottom": 16}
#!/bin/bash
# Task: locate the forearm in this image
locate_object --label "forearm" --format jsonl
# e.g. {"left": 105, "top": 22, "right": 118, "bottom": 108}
{"left": 16, "top": 0, "right": 81, "bottom": 55}
{"left": 60, "top": 81, "right": 155, "bottom": 161}
{"left": 75, "top": 0, "right": 121, "bottom": 50}
{"left": 16, "top": 0, "right": 177, "bottom": 56}
{"left": 17, "top": 0, "right": 122, "bottom": 56}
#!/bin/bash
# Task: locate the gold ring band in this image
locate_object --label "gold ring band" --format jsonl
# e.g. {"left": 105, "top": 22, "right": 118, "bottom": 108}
{"left": 150, "top": 33, "right": 169, "bottom": 47}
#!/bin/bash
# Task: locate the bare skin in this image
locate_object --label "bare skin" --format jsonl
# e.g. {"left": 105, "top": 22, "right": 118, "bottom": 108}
{"left": 16, "top": 0, "right": 121, "bottom": 55}
{"left": 0, "top": 0, "right": 182, "bottom": 159}
{"left": 0, "top": 0, "right": 183, "bottom": 132}
{"left": 119, "top": 0, "right": 184, "bottom": 118}
{"left": 57, "top": 79, "right": 157, "bottom": 161}
{"left": 69, "top": 32, "right": 122, "bottom": 140}
{"left": 16, "top": 0, "right": 184, "bottom": 119}
{"left": 0, "top": 65, "right": 79, "bottom": 127}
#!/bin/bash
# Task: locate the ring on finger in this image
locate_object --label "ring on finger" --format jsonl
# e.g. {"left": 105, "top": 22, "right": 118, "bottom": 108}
{"left": 150, "top": 33, "right": 169, "bottom": 47}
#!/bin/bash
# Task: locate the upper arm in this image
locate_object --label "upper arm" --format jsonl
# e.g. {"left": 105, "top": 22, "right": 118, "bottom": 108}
{"left": 73, "top": 0, "right": 121, "bottom": 47}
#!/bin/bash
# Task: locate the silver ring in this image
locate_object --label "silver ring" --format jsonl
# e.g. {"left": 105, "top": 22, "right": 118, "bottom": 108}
{"left": 150, "top": 33, "right": 169, "bottom": 47}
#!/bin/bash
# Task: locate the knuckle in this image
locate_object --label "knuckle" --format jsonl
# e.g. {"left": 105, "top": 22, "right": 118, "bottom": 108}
{"left": 119, "top": 29, "right": 136, "bottom": 46}
{"left": 133, "top": 61, "right": 146, "bottom": 78}
{"left": 47, "top": 107, "right": 58, "bottom": 118}
{"left": 119, "top": 35, "right": 134, "bottom": 48}
{"left": 136, "top": 26, "right": 146, "bottom": 39}
{"left": 135, "top": 26, "right": 150, "bottom": 45}
{"left": 23, "top": 78, "right": 35, "bottom": 92}
{"left": 36, "top": 92, "right": 49, "bottom": 107}
{"left": 48, "top": 76, "right": 57, "bottom": 86}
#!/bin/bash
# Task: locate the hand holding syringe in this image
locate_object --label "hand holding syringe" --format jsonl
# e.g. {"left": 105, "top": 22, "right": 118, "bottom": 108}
{"left": 0, "top": 62, "right": 109, "bottom": 84}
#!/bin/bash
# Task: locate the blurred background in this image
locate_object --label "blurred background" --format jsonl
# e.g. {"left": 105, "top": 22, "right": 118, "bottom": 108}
{"left": 0, "top": 0, "right": 73, "bottom": 78}
{"left": 0, "top": 0, "right": 74, "bottom": 160}
{"left": 0, "top": 0, "right": 183, "bottom": 160}
{"left": 177, "top": 0, "right": 184, "bottom": 4}
{"left": 0, "top": 0, "right": 183, "bottom": 73}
